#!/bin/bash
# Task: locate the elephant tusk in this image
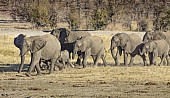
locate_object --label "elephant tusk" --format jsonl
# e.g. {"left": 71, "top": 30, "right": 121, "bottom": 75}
{"left": 139, "top": 49, "right": 143, "bottom": 55}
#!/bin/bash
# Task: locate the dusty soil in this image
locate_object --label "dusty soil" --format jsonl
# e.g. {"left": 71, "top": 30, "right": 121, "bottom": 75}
{"left": 1, "top": 65, "right": 170, "bottom": 98}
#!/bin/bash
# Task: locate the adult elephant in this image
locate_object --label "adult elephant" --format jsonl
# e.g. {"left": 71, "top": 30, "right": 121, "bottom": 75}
{"left": 50, "top": 28, "right": 91, "bottom": 65}
{"left": 110, "top": 33, "right": 147, "bottom": 66}
{"left": 14, "top": 34, "right": 41, "bottom": 73}
{"left": 73, "top": 36, "right": 107, "bottom": 68}
{"left": 21, "top": 34, "right": 61, "bottom": 76}
{"left": 142, "top": 30, "right": 170, "bottom": 64}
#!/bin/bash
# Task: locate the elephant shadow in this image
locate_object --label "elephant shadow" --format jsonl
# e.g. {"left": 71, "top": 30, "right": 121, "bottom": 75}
{"left": 0, "top": 64, "right": 29, "bottom": 73}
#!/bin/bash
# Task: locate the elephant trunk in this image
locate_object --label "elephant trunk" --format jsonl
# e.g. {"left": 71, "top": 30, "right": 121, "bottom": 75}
{"left": 18, "top": 55, "right": 25, "bottom": 73}
{"left": 111, "top": 49, "right": 116, "bottom": 60}
{"left": 73, "top": 47, "right": 78, "bottom": 59}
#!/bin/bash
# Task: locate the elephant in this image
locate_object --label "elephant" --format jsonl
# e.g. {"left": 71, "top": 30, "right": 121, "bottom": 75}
{"left": 58, "top": 50, "right": 74, "bottom": 68}
{"left": 110, "top": 33, "right": 147, "bottom": 66}
{"left": 73, "top": 36, "right": 107, "bottom": 68}
{"left": 139, "top": 39, "right": 170, "bottom": 66}
{"left": 21, "top": 34, "right": 61, "bottom": 76}
{"left": 14, "top": 34, "right": 41, "bottom": 73}
{"left": 142, "top": 30, "right": 169, "bottom": 43}
{"left": 50, "top": 28, "right": 91, "bottom": 65}
{"left": 142, "top": 30, "right": 170, "bottom": 64}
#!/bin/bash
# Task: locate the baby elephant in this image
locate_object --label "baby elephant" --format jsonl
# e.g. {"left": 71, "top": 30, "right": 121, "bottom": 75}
{"left": 140, "top": 39, "right": 170, "bottom": 66}
{"left": 58, "top": 50, "right": 74, "bottom": 68}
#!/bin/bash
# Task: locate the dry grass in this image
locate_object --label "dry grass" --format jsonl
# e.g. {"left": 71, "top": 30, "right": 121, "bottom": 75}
{"left": 0, "top": 34, "right": 170, "bottom": 97}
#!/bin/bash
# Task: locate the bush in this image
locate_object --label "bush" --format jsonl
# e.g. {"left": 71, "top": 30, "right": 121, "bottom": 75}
{"left": 91, "top": 9, "right": 109, "bottom": 30}
{"left": 13, "top": 0, "right": 57, "bottom": 28}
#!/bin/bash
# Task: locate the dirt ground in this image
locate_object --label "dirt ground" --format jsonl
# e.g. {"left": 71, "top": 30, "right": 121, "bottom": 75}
{"left": 1, "top": 65, "right": 170, "bottom": 98}
{"left": 0, "top": 28, "right": 170, "bottom": 98}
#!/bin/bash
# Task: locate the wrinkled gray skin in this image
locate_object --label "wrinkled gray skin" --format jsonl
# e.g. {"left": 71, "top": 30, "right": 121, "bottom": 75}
{"left": 110, "top": 33, "right": 147, "bottom": 66}
{"left": 58, "top": 50, "right": 74, "bottom": 68}
{"left": 50, "top": 28, "right": 91, "bottom": 65}
{"left": 140, "top": 39, "right": 170, "bottom": 66}
{"left": 14, "top": 34, "right": 41, "bottom": 73}
{"left": 143, "top": 30, "right": 170, "bottom": 64}
{"left": 21, "top": 34, "right": 61, "bottom": 76}
{"left": 73, "top": 36, "right": 107, "bottom": 68}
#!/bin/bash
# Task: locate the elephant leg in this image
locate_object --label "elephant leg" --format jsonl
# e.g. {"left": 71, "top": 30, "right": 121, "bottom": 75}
{"left": 101, "top": 55, "right": 107, "bottom": 66}
{"left": 25, "top": 55, "right": 40, "bottom": 77}
{"left": 124, "top": 52, "right": 128, "bottom": 66}
{"left": 111, "top": 49, "right": 120, "bottom": 66}
{"left": 83, "top": 50, "right": 91, "bottom": 68}
{"left": 94, "top": 51, "right": 102, "bottom": 67}
{"left": 152, "top": 52, "right": 157, "bottom": 65}
{"left": 49, "top": 58, "right": 57, "bottom": 74}
{"left": 82, "top": 53, "right": 90, "bottom": 68}
{"left": 163, "top": 56, "right": 167, "bottom": 65}
{"left": 75, "top": 55, "right": 81, "bottom": 66}
{"left": 55, "top": 60, "right": 64, "bottom": 71}
{"left": 18, "top": 55, "right": 25, "bottom": 73}
{"left": 149, "top": 52, "right": 153, "bottom": 65}
{"left": 25, "top": 52, "right": 41, "bottom": 77}
{"left": 128, "top": 54, "right": 135, "bottom": 66}
{"left": 76, "top": 52, "right": 83, "bottom": 66}
{"left": 83, "top": 56, "right": 87, "bottom": 68}
{"left": 35, "top": 63, "right": 42, "bottom": 76}
{"left": 94, "top": 56, "right": 99, "bottom": 67}
{"left": 159, "top": 54, "right": 166, "bottom": 66}
{"left": 140, "top": 54, "right": 147, "bottom": 66}
{"left": 62, "top": 60, "right": 66, "bottom": 68}
{"left": 166, "top": 56, "right": 169, "bottom": 66}
{"left": 91, "top": 55, "right": 96, "bottom": 65}
{"left": 68, "top": 59, "right": 74, "bottom": 68}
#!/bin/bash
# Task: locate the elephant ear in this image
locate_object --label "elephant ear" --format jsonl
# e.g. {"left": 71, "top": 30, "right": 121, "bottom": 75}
{"left": 81, "top": 37, "right": 92, "bottom": 52}
{"left": 153, "top": 32, "right": 166, "bottom": 40}
{"left": 14, "top": 34, "right": 26, "bottom": 49}
{"left": 149, "top": 41, "right": 157, "bottom": 52}
{"left": 31, "top": 38, "right": 47, "bottom": 53}
{"left": 50, "top": 29, "right": 60, "bottom": 39}
{"left": 119, "top": 35, "right": 129, "bottom": 47}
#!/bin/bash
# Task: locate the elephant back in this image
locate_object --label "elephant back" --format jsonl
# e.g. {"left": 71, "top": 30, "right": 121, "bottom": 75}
{"left": 154, "top": 39, "right": 169, "bottom": 56}
{"left": 42, "top": 34, "right": 61, "bottom": 52}
{"left": 129, "top": 33, "right": 142, "bottom": 52}
{"left": 90, "top": 36, "right": 105, "bottom": 55}
{"left": 163, "top": 32, "right": 170, "bottom": 46}
{"left": 65, "top": 31, "right": 91, "bottom": 43}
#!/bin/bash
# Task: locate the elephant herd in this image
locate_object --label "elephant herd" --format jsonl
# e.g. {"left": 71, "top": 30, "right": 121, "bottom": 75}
{"left": 14, "top": 28, "right": 170, "bottom": 77}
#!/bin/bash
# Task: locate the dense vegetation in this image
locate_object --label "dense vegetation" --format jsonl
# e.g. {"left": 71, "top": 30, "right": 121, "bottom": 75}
{"left": 0, "top": 0, "right": 170, "bottom": 31}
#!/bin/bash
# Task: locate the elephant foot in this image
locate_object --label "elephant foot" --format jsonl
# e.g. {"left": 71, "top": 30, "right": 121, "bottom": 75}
{"left": 25, "top": 72, "right": 32, "bottom": 77}
{"left": 158, "top": 63, "right": 162, "bottom": 66}
{"left": 150, "top": 64, "right": 155, "bottom": 66}
{"left": 59, "top": 66, "right": 64, "bottom": 71}
{"left": 103, "top": 62, "right": 108, "bottom": 67}
{"left": 36, "top": 72, "right": 42, "bottom": 76}
{"left": 18, "top": 70, "right": 21, "bottom": 74}
{"left": 115, "top": 62, "right": 120, "bottom": 66}
{"left": 93, "top": 65, "right": 98, "bottom": 68}
{"left": 49, "top": 71, "right": 54, "bottom": 74}
{"left": 128, "top": 64, "right": 133, "bottom": 66}
{"left": 83, "top": 65, "right": 87, "bottom": 68}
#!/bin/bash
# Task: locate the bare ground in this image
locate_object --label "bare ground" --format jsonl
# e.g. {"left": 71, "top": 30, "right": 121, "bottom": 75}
{"left": 1, "top": 65, "right": 170, "bottom": 98}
